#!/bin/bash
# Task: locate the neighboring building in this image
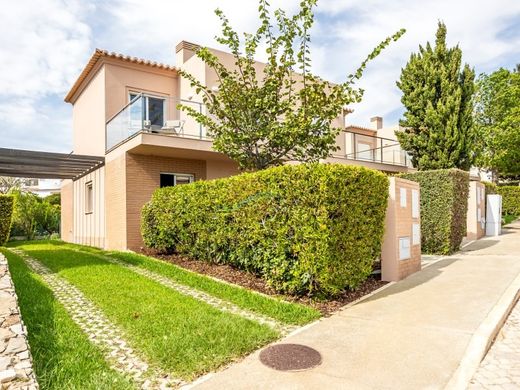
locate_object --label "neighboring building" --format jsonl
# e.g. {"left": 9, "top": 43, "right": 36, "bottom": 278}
{"left": 61, "top": 41, "right": 413, "bottom": 250}
{"left": 24, "top": 179, "right": 62, "bottom": 197}
{"left": 0, "top": 178, "right": 61, "bottom": 197}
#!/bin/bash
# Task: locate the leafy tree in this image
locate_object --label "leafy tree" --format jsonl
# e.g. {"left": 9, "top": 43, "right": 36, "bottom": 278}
{"left": 0, "top": 177, "right": 31, "bottom": 194}
{"left": 179, "top": 0, "right": 405, "bottom": 170}
{"left": 474, "top": 67, "right": 520, "bottom": 181}
{"left": 11, "top": 191, "right": 40, "bottom": 240}
{"left": 10, "top": 191, "right": 61, "bottom": 239}
{"left": 396, "top": 22, "right": 476, "bottom": 170}
{"left": 45, "top": 193, "right": 61, "bottom": 206}
{"left": 36, "top": 201, "right": 60, "bottom": 235}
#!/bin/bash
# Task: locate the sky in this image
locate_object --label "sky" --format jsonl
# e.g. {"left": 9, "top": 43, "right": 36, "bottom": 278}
{"left": 0, "top": 0, "right": 519, "bottom": 153}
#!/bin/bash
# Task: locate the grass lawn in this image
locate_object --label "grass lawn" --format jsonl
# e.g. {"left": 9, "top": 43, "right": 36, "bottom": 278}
{"left": 62, "top": 242, "right": 319, "bottom": 325}
{"left": 6, "top": 240, "right": 319, "bottom": 382}
{"left": 0, "top": 249, "right": 134, "bottom": 390}
{"left": 503, "top": 214, "right": 518, "bottom": 225}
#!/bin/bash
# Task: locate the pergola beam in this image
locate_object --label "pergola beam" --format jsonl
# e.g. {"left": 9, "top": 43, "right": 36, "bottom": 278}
{"left": 0, "top": 148, "right": 105, "bottom": 180}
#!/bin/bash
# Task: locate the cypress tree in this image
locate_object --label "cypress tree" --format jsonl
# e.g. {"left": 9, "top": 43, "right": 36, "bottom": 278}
{"left": 396, "top": 22, "right": 475, "bottom": 170}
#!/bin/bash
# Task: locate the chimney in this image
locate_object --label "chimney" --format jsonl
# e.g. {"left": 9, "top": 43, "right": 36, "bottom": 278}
{"left": 370, "top": 116, "right": 383, "bottom": 130}
{"left": 175, "top": 41, "right": 201, "bottom": 64}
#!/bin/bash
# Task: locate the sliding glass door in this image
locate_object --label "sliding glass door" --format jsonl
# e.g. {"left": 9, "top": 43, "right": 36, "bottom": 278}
{"left": 129, "top": 93, "right": 166, "bottom": 128}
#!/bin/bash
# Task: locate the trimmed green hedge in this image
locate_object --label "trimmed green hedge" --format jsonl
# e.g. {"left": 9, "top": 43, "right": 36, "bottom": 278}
{"left": 496, "top": 186, "right": 520, "bottom": 216}
{"left": 142, "top": 164, "right": 389, "bottom": 297}
{"left": 483, "top": 181, "right": 497, "bottom": 195}
{"left": 400, "top": 169, "right": 469, "bottom": 255}
{"left": 0, "top": 195, "right": 14, "bottom": 245}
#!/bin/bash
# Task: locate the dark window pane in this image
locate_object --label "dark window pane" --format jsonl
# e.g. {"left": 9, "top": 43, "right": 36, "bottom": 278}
{"left": 148, "top": 97, "right": 164, "bottom": 126}
{"left": 160, "top": 174, "right": 174, "bottom": 188}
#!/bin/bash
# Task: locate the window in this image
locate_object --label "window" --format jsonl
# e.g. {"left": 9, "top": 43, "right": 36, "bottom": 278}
{"left": 129, "top": 93, "right": 166, "bottom": 127}
{"left": 160, "top": 173, "right": 194, "bottom": 188}
{"left": 85, "top": 182, "right": 93, "bottom": 214}
{"left": 357, "top": 142, "right": 374, "bottom": 161}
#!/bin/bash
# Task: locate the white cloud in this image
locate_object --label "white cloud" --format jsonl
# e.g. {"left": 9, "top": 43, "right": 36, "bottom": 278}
{"left": 311, "top": 0, "right": 520, "bottom": 127}
{"left": 0, "top": 0, "right": 93, "bottom": 152}
{"left": 0, "top": 0, "right": 519, "bottom": 152}
{"left": 98, "top": 0, "right": 301, "bottom": 65}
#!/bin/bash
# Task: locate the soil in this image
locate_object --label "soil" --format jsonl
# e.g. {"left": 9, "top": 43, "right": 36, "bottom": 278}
{"left": 140, "top": 248, "right": 387, "bottom": 317}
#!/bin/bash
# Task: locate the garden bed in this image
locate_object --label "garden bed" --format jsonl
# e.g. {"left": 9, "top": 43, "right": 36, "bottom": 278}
{"left": 143, "top": 249, "right": 387, "bottom": 316}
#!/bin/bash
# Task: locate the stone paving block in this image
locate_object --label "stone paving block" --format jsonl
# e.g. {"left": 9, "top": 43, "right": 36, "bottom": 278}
{"left": 470, "top": 300, "right": 520, "bottom": 389}
{"left": 84, "top": 250, "right": 296, "bottom": 335}
{"left": 11, "top": 248, "right": 183, "bottom": 389}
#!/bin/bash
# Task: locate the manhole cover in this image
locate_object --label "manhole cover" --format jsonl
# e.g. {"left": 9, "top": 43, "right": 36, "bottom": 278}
{"left": 259, "top": 343, "right": 322, "bottom": 371}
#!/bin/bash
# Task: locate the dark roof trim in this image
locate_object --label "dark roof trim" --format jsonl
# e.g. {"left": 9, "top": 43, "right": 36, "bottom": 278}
{"left": 0, "top": 148, "right": 104, "bottom": 180}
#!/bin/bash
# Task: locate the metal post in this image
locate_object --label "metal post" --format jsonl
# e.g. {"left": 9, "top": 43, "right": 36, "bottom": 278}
{"left": 141, "top": 94, "right": 146, "bottom": 132}
{"left": 353, "top": 133, "right": 357, "bottom": 159}
{"left": 199, "top": 102, "right": 203, "bottom": 139}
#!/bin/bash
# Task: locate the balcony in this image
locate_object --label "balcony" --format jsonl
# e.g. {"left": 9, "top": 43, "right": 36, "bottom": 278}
{"left": 106, "top": 94, "right": 413, "bottom": 170}
{"left": 332, "top": 131, "right": 413, "bottom": 168}
{"left": 106, "top": 93, "right": 207, "bottom": 152}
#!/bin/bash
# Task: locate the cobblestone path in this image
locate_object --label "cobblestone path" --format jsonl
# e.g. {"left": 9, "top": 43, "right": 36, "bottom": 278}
{"left": 84, "top": 251, "right": 296, "bottom": 335}
{"left": 10, "top": 249, "right": 183, "bottom": 390}
{"left": 469, "top": 300, "right": 520, "bottom": 389}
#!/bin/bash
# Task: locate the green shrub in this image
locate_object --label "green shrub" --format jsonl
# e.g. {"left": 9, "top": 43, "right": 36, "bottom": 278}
{"left": 400, "top": 169, "right": 469, "bottom": 255}
{"left": 496, "top": 186, "right": 520, "bottom": 216}
{"left": 142, "top": 163, "right": 389, "bottom": 297}
{"left": 483, "top": 181, "right": 497, "bottom": 195}
{"left": 0, "top": 195, "right": 14, "bottom": 245}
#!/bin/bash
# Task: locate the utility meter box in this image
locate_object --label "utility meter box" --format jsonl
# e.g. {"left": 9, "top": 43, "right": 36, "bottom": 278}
{"left": 486, "top": 194, "right": 502, "bottom": 236}
{"left": 381, "top": 177, "right": 421, "bottom": 282}
{"left": 466, "top": 181, "right": 486, "bottom": 240}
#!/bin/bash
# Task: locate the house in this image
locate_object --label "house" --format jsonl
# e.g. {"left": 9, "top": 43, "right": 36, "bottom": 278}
{"left": 60, "top": 41, "right": 413, "bottom": 250}
{"left": 23, "top": 179, "right": 62, "bottom": 197}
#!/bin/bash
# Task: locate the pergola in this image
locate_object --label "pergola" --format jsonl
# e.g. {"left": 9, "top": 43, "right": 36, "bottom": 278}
{"left": 0, "top": 148, "right": 105, "bottom": 180}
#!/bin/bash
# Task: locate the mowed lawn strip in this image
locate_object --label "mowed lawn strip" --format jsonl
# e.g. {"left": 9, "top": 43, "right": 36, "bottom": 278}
{"left": 51, "top": 241, "right": 320, "bottom": 325}
{"left": 12, "top": 242, "right": 278, "bottom": 380}
{"left": 1, "top": 249, "right": 135, "bottom": 390}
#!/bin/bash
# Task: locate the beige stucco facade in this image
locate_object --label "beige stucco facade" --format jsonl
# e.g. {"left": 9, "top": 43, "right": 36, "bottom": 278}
{"left": 68, "top": 166, "right": 106, "bottom": 248}
{"left": 61, "top": 41, "right": 413, "bottom": 250}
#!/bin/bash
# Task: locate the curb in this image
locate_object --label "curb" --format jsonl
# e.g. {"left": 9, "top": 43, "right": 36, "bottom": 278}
{"left": 444, "top": 271, "right": 520, "bottom": 390}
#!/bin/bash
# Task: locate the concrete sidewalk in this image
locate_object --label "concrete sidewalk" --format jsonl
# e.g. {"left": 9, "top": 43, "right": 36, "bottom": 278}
{"left": 193, "top": 221, "right": 520, "bottom": 390}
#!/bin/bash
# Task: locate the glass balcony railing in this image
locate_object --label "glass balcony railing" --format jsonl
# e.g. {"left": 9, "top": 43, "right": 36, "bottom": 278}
{"left": 105, "top": 95, "right": 413, "bottom": 169}
{"left": 105, "top": 93, "right": 207, "bottom": 151}
{"left": 339, "top": 131, "right": 413, "bottom": 167}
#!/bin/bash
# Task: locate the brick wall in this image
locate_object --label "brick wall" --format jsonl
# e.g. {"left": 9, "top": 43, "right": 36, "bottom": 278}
{"left": 125, "top": 153, "right": 207, "bottom": 250}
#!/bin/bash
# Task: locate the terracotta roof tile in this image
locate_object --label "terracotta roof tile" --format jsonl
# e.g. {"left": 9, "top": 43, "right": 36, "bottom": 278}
{"left": 64, "top": 49, "right": 177, "bottom": 103}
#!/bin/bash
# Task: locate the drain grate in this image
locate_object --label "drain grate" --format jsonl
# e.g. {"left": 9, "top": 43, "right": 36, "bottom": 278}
{"left": 259, "top": 343, "right": 322, "bottom": 371}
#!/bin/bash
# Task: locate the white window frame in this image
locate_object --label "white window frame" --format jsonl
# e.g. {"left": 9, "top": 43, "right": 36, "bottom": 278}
{"left": 128, "top": 91, "right": 168, "bottom": 123}
{"left": 85, "top": 181, "right": 93, "bottom": 214}
{"left": 356, "top": 142, "right": 374, "bottom": 161}
{"left": 160, "top": 172, "right": 195, "bottom": 187}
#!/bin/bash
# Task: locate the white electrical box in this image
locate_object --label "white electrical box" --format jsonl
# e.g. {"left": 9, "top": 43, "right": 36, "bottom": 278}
{"left": 486, "top": 194, "right": 502, "bottom": 236}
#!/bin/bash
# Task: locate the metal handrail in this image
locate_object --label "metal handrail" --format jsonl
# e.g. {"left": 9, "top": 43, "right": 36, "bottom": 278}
{"left": 342, "top": 130, "right": 411, "bottom": 167}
